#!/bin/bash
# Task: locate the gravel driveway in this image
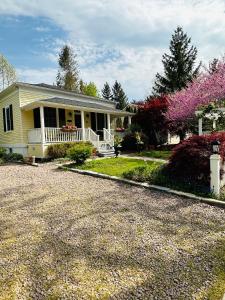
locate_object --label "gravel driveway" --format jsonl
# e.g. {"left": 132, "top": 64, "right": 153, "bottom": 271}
{"left": 0, "top": 163, "right": 224, "bottom": 299}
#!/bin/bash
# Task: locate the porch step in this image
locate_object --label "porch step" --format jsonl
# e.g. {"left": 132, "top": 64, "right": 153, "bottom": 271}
{"left": 98, "top": 149, "right": 115, "bottom": 157}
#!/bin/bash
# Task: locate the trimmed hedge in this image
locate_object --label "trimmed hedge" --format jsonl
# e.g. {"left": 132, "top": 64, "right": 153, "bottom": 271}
{"left": 67, "top": 144, "right": 92, "bottom": 165}
{"left": 46, "top": 142, "right": 94, "bottom": 159}
{"left": 165, "top": 132, "right": 225, "bottom": 186}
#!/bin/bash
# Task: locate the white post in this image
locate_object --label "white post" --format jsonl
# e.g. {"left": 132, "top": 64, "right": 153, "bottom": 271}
{"left": 56, "top": 108, "right": 59, "bottom": 128}
{"left": 213, "top": 120, "right": 216, "bottom": 130}
{"left": 107, "top": 113, "right": 111, "bottom": 131}
{"left": 210, "top": 154, "right": 221, "bottom": 196}
{"left": 128, "top": 115, "right": 132, "bottom": 126}
{"left": 198, "top": 118, "right": 203, "bottom": 135}
{"left": 81, "top": 110, "right": 85, "bottom": 140}
{"left": 40, "top": 106, "right": 45, "bottom": 145}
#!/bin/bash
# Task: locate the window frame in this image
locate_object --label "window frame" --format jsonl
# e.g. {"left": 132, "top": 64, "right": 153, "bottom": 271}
{"left": 3, "top": 104, "right": 14, "bottom": 132}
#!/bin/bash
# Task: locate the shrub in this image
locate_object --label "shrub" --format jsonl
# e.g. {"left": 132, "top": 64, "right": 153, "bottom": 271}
{"left": 165, "top": 132, "right": 225, "bottom": 186}
{"left": 46, "top": 142, "right": 93, "bottom": 159}
{"left": 67, "top": 144, "right": 92, "bottom": 165}
{"left": 3, "top": 152, "right": 23, "bottom": 162}
{"left": 0, "top": 147, "right": 6, "bottom": 158}
{"left": 123, "top": 166, "right": 152, "bottom": 182}
{"left": 121, "top": 132, "right": 148, "bottom": 151}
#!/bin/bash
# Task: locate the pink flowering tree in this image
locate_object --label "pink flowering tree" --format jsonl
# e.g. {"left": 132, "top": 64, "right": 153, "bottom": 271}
{"left": 167, "top": 60, "right": 225, "bottom": 122}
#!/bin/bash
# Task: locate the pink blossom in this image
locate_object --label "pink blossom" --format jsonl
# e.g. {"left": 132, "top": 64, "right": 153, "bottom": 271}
{"left": 167, "top": 61, "right": 225, "bottom": 121}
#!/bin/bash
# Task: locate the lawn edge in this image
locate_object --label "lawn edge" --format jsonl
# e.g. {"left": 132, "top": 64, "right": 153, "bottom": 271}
{"left": 58, "top": 165, "right": 225, "bottom": 208}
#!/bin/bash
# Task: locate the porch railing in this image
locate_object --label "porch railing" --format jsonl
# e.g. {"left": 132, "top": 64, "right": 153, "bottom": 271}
{"left": 28, "top": 128, "right": 83, "bottom": 144}
{"left": 45, "top": 128, "right": 82, "bottom": 143}
{"left": 103, "top": 128, "right": 114, "bottom": 147}
{"left": 85, "top": 128, "right": 100, "bottom": 149}
{"left": 28, "top": 127, "right": 114, "bottom": 149}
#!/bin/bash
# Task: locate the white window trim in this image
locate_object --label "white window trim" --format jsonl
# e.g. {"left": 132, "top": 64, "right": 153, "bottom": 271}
{"left": 4, "top": 105, "right": 13, "bottom": 132}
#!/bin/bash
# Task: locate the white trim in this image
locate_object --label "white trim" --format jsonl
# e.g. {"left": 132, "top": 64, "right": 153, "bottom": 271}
{"left": 0, "top": 143, "right": 27, "bottom": 148}
{"left": 3, "top": 104, "right": 13, "bottom": 132}
{"left": 40, "top": 106, "right": 45, "bottom": 145}
{"left": 21, "top": 100, "right": 134, "bottom": 116}
{"left": 81, "top": 110, "right": 85, "bottom": 140}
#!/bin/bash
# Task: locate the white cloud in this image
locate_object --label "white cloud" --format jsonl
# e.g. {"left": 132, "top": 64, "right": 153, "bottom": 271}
{"left": 2, "top": 0, "right": 225, "bottom": 99}
{"left": 17, "top": 67, "right": 57, "bottom": 85}
{"left": 35, "top": 26, "right": 50, "bottom": 32}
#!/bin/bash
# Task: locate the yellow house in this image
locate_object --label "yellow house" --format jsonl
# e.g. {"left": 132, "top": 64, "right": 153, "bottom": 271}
{"left": 0, "top": 82, "right": 133, "bottom": 158}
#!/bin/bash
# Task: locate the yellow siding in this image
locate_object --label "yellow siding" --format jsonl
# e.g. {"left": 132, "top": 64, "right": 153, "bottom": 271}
{"left": 0, "top": 89, "right": 24, "bottom": 145}
{"left": 85, "top": 112, "right": 91, "bottom": 128}
{"left": 27, "top": 144, "right": 44, "bottom": 158}
{"left": 65, "top": 109, "right": 74, "bottom": 125}
{"left": 19, "top": 89, "right": 54, "bottom": 106}
{"left": 21, "top": 110, "right": 34, "bottom": 144}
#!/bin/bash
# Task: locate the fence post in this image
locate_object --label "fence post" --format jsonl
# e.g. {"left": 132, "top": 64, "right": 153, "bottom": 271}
{"left": 210, "top": 154, "right": 221, "bottom": 197}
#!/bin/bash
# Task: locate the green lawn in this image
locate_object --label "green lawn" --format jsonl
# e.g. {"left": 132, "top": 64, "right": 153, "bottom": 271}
{"left": 75, "top": 157, "right": 162, "bottom": 177}
{"left": 136, "top": 150, "right": 172, "bottom": 160}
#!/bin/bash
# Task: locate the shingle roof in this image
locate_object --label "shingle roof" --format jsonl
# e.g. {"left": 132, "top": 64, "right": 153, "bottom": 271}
{"left": 39, "top": 97, "right": 133, "bottom": 115}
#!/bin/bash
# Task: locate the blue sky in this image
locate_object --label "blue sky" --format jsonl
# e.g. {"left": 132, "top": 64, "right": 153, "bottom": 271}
{"left": 0, "top": 0, "right": 225, "bottom": 100}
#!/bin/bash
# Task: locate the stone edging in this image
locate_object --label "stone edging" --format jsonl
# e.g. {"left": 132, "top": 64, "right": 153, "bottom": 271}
{"left": 58, "top": 165, "right": 225, "bottom": 208}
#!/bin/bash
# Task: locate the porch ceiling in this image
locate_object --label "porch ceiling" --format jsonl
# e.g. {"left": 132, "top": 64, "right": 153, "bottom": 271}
{"left": 21, "top": 97, "right": 134, "bottom": 116}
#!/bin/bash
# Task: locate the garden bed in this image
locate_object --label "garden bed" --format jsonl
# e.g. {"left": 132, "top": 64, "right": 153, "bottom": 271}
{"left": 68, "top": 157, "right": 163, "bottom": 177}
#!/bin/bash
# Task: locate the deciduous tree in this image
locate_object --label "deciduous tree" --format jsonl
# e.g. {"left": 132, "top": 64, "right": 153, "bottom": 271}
{"left": 0, "top": 54, "right": 16, "bottom": 91}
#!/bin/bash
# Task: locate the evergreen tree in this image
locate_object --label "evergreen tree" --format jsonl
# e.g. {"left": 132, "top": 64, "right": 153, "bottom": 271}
{"left": 56, "top": 45, "right": 79, "bottom": 92}
{"left": 101, "top": 82, "right": 112, "bottom": 100}
{"left": 153, "top": 26, "right": 200, "bottom": 95}
{"left": 79, "top": 79, "right": 85, "bottom": 94}
{"left": 112, "top": 80, "right": 128, "bottom": 109}
{"left": 208, "top": 58, "right": 219, "bottom": 74}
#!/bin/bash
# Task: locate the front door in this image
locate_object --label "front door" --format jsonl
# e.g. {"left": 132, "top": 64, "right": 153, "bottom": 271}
{"left": 90, "top": 113, "right": 106, "bottom": 140}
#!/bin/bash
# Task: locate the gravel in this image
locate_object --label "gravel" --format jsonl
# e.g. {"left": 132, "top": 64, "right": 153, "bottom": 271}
{"left": 0, "top": 163, "right": 224, "bottom": 299}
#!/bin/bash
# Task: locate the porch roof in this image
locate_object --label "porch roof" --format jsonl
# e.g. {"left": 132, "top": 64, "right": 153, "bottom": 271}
{"left": 21, "top": 97, "right": 134, "bottom": 116}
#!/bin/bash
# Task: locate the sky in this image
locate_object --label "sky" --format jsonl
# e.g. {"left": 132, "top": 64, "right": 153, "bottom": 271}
{"left": 0, "top": 0, "right": 225, "bottom": 100}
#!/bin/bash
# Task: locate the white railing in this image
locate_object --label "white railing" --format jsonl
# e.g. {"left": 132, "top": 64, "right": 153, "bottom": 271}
{"left": 85, "top": 128, "right": 100, "bottom": 148}
{"left": 103, "top": 128, "right": 114, "bottom": 146}
{"left": 28, "top": 127, "right": 114, "bottom": 150}
{"left": 28, "top": 128, "right": 83, "bottom": 144}
{"left": 45, "top": 128, "right": 82, "bottom": 143}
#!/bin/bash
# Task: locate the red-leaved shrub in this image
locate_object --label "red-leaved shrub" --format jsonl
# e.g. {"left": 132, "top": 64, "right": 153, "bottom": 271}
{"left": 165, "top": 132, "right": 225, "bottom": 185}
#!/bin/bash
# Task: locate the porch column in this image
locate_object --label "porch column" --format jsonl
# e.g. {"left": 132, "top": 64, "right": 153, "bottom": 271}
{"left": 40, "top": 106, "right": 45, "bottom": 145}
{"left": 128, "top": 115, "right": 132, "bottom": 126}
{"left": 107, "top": 113, "right": 111, "bottom": 131}
{"left": 198, "top": 118, "right": 203, "bottom": 136}
{"left": 56, "top": 108, "right": 59, "bottom": 128}
{"left": 81, "top": 110, "right": 85, "bottom": 140}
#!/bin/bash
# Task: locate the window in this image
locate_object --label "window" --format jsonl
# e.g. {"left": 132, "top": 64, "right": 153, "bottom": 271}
{"left": 44, "top": 107, "right": 57, "bottom": 127}
{"left": 33, "top": 108, "right": 41, "bottom": 128}
{"left": 59, "top": 108, "right": 65, "bottom": 127}
{"left": 3, "top": 104, "right": 14, "bottom": 132}
{"left": 74, "top": 111, "right": 81, "bottom": 128}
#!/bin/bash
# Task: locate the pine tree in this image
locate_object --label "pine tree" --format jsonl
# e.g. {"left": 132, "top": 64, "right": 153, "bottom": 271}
{"left": 56, "top": 45, "right": 79, "bottom": 92}
{"left": 101, "top": 82, "right": 112, "bottom": 100}
{"left": 112, "top": 80, "right": 128, "bottom": 109}
{"left": 208, "top": 58, "right": 219, "bottom": 74}
{"left": 153, "top": 26, "right": 200, "bottom": 95}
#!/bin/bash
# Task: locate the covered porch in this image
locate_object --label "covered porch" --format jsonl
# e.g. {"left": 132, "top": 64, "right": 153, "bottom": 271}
{"left": 22, "top": 98, "right": 133, "bottom": 156}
